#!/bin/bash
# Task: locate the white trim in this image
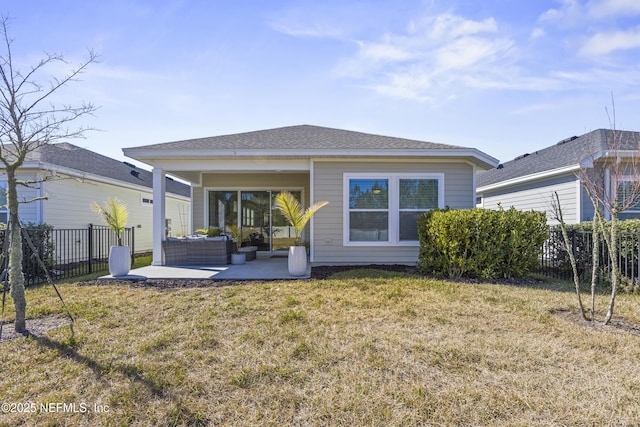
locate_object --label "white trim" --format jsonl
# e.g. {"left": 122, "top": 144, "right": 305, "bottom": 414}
{"left": 477, "top": 164, "right": 581, "bottom": 193}
{"left": 343, "top": 172, "right": 444, "bottom": 247}
{"left": 19, "top": 162, "right": 190, "bottom": 201}
{"left": 576, "top": 178, "right": 583, "bottom": 223}
{"left": 479, "top": 151, "right": 640, "bottom": 194}
{"left": 152, "top": 168, "right": 166, "bottom": 266}
{"left": 124, "top": 147, "right": 498, "bottom": 168}
{"left": 472, "top": 164, "right": 477, "bottom": 208}
{"left": 37, "top": 172, "right": 45, "bottom": 224}
{"left": 310, "top": 160, "right": 315, "bottom": 262}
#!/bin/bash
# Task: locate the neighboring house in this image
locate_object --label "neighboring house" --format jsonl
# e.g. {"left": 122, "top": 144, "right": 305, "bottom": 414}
{"left": 123, "top": 125, "right": 498, "bottom": 266}
{"left": 0, "top": 142, "right": 191, "bottom": 251}
{"left": 477, "top": 129, "right": 640, "bottom": 225}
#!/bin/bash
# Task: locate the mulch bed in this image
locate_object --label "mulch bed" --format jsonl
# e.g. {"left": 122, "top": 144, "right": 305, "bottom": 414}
{"left": 74, "top": 264, "right": 423, "bottom": 289}
{"left": 0, "top": 316, "right": 71, "bottom": 343}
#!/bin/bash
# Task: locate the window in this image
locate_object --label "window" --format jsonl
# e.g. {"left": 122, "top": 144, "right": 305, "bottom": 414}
{"left": 345, "top": 173, "right": 444, "bottom": 245}
{"left": 398, "top": 178, "right": 439, "bottom": 241}
{"left": 141, "top": 195, "right": 153, "bottom": 206}
{"left": 616, "top": 178, "right": 640, "bottom": 211}
{"left": 348, "top": 178, "right": 389, "bottom": 241}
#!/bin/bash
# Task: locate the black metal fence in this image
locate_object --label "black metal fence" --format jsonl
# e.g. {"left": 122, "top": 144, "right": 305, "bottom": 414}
{"left": 539, "top": 229, "right": 640, "bottom": 285}
{"left": 0, "top": 224, "right": 135, "bottom": 286}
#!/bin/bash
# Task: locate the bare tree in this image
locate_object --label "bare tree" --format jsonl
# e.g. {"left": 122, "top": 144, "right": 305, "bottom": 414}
{"left": 577, "top": 102, "right": 640, "bottom": 325}
{"left": 550, "top": 191, "right": 589, "bottom": 320}
{"left": 0, "top": 16, "right": 97, "bottom": 332}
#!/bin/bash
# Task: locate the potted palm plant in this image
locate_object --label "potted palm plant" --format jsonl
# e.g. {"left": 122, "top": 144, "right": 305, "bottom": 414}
{"left": 226, "top": 224, "right": 249, "bottom": 265}
{"left": 92, "top": 198, "right": 130, "bottom": 276}
{"left": 274, "top": 191, "right": 328, "bottom": 276}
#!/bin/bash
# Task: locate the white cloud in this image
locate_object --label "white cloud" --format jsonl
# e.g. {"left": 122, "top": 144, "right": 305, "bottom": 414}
{"left": 268, "top": 20, "right": 345, "bottom": 39}
{"left": 540, "top": 0, "right": 640, "bottom": 23}
{"left": 539, "top": 0, "right": 584, "bottom": 24}
{"left": 435, "top": 36, "right": 512, "bottom": 71}
{"left": 586, "top": 0, "right": 640, "bottom": 18}
{"left": 332, "top": 13, "right": 519, "bottom": 102}
{"left": 530, "top": 28, "right": 545, "bottom": 41}
{"left": 418, "top": 14, "right": 498, "bottom": 40}
{"left": 360, "top": 41, "right": 413, "bottom": 62}
{"left": 580, "top": 26, "right": 640, "bottom": 55}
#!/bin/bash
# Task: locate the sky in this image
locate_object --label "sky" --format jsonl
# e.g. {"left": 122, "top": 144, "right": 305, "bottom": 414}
{"left": 2, "top": 0, "right": 640, "bottom": 167}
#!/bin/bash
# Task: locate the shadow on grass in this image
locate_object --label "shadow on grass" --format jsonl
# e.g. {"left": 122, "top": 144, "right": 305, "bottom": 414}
{"left": 30, "top": 326, "right": 209, "bottom": 425}
{"left": 32, "top": 327, "right": 166, "bottom": 397}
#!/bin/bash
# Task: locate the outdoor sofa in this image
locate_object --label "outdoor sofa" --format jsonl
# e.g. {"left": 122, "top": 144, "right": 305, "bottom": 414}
{"left": 162, "top": 237, "right": 236, "bottom": 266}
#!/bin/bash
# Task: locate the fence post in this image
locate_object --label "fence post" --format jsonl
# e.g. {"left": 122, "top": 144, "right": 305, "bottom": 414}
{"left": 571, "top": 229, "right": 577, "bottom": 259}
{"left": 88, "top": 223, "right": 93, "bottom": 274}
{"left": 130, "top": 226, "right": 135, "bottom": 265}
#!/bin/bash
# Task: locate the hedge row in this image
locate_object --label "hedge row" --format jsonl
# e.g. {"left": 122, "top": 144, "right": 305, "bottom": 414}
{"left": 417, "top": 208, "right": 548, "bottom": 279}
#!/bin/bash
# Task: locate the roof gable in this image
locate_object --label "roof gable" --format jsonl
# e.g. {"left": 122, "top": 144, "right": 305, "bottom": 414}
{"left": 23, "top": 143, "right": 190, "bottom": 197}
{"left": 477, "top": 129, "right": 640, "bottom": 189}
{"left": 127, "top": 124, "right": 463, "bottom": 151}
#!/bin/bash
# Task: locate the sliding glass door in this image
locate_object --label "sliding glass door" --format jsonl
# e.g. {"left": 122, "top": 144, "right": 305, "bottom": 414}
{"left": 240, "top": 191, "right": 271, "bottom": 251}
{"left": 208, "top": 189, "right": 302, "bottom": 252}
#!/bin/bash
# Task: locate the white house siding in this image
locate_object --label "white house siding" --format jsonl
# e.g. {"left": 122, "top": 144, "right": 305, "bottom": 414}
{"left": 480, "top": 173, "right": 578, "bottom": 224}
{"left": 193, "top": 172, "right": 311, "bottom": 232}
{"left": 312, "top": 160, "right": 475, "bottom": 265}
{"left": 41, "top": 173, "right": 189, "bottom": 252}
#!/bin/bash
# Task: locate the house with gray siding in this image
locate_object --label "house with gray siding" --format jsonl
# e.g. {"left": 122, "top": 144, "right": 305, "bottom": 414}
{"left": 476, "top": 129, "right": 640, "bottom": 225}
{"left": 123, "top": 125, "right": 498, "bottom": 266}
{"left": 0, "top": 143, "right": 191, "bottom": 251}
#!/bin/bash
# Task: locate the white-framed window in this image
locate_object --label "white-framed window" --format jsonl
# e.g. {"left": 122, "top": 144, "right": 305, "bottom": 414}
{"left": 0, "top": 180, "right": 6, "bottom": 224}
{"left": 344, "top": 173, "right": 444, "bottom": 246}
{"left": 616, "top": 177, "right": 640, "bottom": 211}
{"left": 141, "top": 194, "right": 153, "bottom": 207}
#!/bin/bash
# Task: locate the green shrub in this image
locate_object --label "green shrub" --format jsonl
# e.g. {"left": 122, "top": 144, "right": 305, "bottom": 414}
{"left": 417, "top": 208, "right": 548, "bottom": 279}
{"left": 0, "top": 223, "right": 56, "bottom": 286}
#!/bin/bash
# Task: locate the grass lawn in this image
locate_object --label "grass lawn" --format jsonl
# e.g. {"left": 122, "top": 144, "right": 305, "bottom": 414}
{"left": 1, "top": 269, "right": 640, "bottom": 426}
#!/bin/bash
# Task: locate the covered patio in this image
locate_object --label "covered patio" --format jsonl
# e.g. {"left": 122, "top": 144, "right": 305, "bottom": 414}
{"left": 102, "top": 254, "right": 311, "bottom": 280}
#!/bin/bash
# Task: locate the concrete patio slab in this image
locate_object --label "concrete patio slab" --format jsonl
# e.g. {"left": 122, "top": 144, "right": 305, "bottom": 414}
{"left": 100, "top": 255, "right": 310, "bottom": 280}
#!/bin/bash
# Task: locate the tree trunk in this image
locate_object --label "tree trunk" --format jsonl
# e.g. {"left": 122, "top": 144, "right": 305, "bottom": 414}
{"left": 590, "top": 214, "right": 600, "bottom": 316}
{"left": 6, "top": 170, "right": 26, "bottom": 332}
{"left": 553, "top": 192, "right": 588, "bottom": 320}
{"left": 604, "top": 212, "right": 618, "bottom": 325}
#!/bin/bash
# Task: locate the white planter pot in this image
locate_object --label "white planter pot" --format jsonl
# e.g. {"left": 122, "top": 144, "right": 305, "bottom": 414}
{"left": 231, "top": 253, "right": 246, "bottom": 265}
{"left": 109, "top": 246, "right": 131, "bottom": 277}
{"left": 288, "top": 246, "right": 308, "bottom": 276}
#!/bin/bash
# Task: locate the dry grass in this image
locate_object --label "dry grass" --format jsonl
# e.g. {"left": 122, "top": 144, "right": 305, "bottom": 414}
{"left": 1, "top": 270, "right": 640, "bottom": 426}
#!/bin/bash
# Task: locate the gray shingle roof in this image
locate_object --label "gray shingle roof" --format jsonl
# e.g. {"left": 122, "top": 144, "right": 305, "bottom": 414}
{"left": 128, "top": 124, "right": 463, "bottom": 151}
{"left": 25, "top": 143, "right": 190, "bottom": 197}
{"left": 477, "top": 129, "right": 640, "bottom": 188}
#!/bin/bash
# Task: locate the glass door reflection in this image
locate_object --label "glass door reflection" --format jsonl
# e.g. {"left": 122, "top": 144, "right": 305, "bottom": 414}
{"left": 240, "top": 191, "right": 271, "bottom": 251}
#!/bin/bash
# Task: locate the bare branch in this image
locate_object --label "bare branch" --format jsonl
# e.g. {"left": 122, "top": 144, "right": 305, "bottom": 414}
{"left": 0, "top": 14, "right": 98, "bottom": 332}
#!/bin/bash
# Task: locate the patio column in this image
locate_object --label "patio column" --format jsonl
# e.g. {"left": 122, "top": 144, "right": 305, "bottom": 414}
{"left": 152, "top": 167, "right": 166, "bottom": 265}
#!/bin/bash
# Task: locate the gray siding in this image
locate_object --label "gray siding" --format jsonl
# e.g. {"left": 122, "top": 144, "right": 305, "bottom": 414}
{"left": 312, "top": 160, "right": 474, "bottom": 265}
{"left": 480, "top": 173, "right": 578, "bottom": 224}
